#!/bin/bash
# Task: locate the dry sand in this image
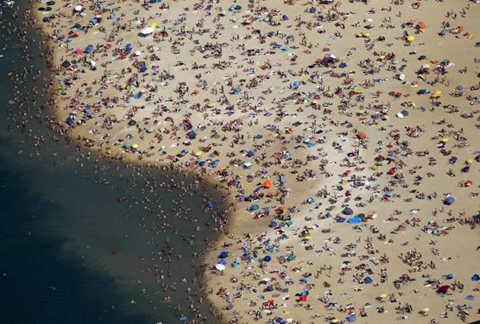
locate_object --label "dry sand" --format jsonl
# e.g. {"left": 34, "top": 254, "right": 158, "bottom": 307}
{"left": 33, "top": 0, "right": 480, "bottom": 322}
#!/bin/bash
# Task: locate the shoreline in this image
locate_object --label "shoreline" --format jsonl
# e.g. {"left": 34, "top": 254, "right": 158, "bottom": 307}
{"left": 29, "top": 2, "right": 234, "bottom": 322}
{"left": 31, "top": 0, "right": 480, "bottom": 323}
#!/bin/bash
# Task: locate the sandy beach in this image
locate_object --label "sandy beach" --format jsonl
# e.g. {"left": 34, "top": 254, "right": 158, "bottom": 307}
{"left": 32, "top": 0, "right": 480, "bottom": 322}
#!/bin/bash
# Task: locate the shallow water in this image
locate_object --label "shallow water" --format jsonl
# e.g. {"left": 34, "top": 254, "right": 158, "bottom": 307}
{"left": 0, "top": 1, "right": 221, "bottom": 323}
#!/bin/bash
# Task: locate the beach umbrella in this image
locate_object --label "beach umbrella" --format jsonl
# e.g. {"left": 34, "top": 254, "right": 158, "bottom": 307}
{"left": 61, "top": 60, "right": 71, "bottom": 68}
{"left": 363, "top": 276, "right": 373, "bottom": 284}
{"left": 431, "top": 90, "right": 442, "bottom": 98}
{"left": 243, "top": 161, "right": 252, "bottom": 169}
{"left": 84, "top": 44, "right": 94, "bottom": 54}
{"left": 245, "top": 150, "right": 255, "bottom": 157}
{"left": 346, "top": 314, "right": 357, "bottom": 323}
{"left": 206, "top": 200, "right": 215, "bottom": 208}
{"left": 342, "top": 207, "right": 354, "bottom": 215}
{"left": 215, "top": 263, "right": 226, "bottom": 271}
{"left": 249, "top": 204, "right": 259, "bottom": 212}
{"left": 437, "top": 285, "right": 450, "bottom": 294}
{"left": 416, "top": 21, "right": 427, "bottom": 30}
{"left": 186, "top": 130, "right": 196, "bottom": 139}
{"left": 335, "top": 216, "right": 346, "bottom": 223}
{"left": 443, "top": 196, "right": 455, "bottom": 205}
{"left": 74, "top": 5, "right": 83, "bottom": 12}
{"left": 472, "top": 274, "right": 480, "bottom": 281}
{"left": 140, "top": 27, "right": 155, "bottom": 36}
{"left": 262, "top": 179, "right": 272, "bottom": 188}
{"left": 263, "top": 255, "right": 272, "bottom": 262}
{"left": 179, "top": 315, "right": 188, "bottom": 322}
{"left": 218, "top": 251, "right": 229, "bottom": 258}
{"left": 357, "top": 131, "right": 367, "bottom": 140}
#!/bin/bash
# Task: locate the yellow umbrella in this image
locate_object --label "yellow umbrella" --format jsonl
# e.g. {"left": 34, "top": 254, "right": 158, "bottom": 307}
{"left": 440, "top": 137, "right": 449, "bottom": 143}
{"left": 431, "top": 90, "right": 442, "bottom": 98}
{"left": 132, "top": 143, "right": 139, "bottom": 149}
{"left": 406, "top": 34, "right": 415, "bottom": 42}
{"left": 466, "top": 158, "right": 474, "bottom": 165}
{"left": 194, "top": 151, "right": 203, "bottom": 157}
{"left": 353, "top": 86, "right": 363, "bottom": 94}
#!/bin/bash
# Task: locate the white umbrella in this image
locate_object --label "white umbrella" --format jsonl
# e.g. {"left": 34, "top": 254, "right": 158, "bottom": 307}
{"left": 140, "top": 27, "right": 155, "bottom": 35}
{"left": 215, "top": 264, "right": 226, "bottom": 271}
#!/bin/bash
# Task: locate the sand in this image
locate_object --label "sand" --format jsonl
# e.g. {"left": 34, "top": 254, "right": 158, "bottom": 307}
{"left": 33, "top": 0, "right": 480, "bottom": 323}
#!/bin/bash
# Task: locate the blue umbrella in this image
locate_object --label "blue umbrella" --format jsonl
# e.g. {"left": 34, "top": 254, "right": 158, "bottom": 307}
{"left": 263, "top": 255, "right": 272, "bottom": 262}
{"left": 472, "top": 273, "right": 480, "bottom": 281}
{"left": 443, "top": 196, "right": 455, "bottom": 205}
{"left": 85, "top": 44, "right": 94, "bottom": 54}
{"left": 364, "top": 276, "right": 373, "bottom": 284}
{"left": 186, "top": 130, "right": 196, "bottom": 139}
{"left": 206, "top": 200, "right": 215, "bottom": 208}
{"left": 218, "top": 251, "right": 229, "bottom": 259}
{"left": 342, "top": 207, "right": 354, "bottom": 215}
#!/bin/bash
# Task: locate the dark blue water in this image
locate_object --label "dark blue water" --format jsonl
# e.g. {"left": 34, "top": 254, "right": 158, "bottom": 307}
{"left": 0, "top": 2, "right": 222, "bottom": 323}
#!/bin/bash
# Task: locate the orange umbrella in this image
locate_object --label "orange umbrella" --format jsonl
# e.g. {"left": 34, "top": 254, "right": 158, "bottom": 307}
{"left": 358, "top": 131, "right": 367, "bottom": 140}
{"left": 262, "top": 179, "right": 272, "bottom": 189}
{"left": 416, "top": 21, "right": 427, "bottom": 30}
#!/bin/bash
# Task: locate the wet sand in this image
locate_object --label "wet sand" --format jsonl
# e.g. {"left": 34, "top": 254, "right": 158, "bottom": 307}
{"left": 33, "top": 0, "right": 480, "bottom": 323}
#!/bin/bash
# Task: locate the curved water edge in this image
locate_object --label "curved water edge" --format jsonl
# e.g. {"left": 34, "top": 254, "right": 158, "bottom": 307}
{"left": 1, "top": 1, "right": 233, "bottom": 322}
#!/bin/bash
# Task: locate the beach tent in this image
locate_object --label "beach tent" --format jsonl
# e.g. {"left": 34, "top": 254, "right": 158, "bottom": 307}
{"left": 347, "top": 217, "right": 362, "bottom": 224}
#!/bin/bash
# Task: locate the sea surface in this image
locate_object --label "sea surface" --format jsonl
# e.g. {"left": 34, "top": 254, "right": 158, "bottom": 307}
{"left": 0, "top": 1, "right": 220, "bottom": 323}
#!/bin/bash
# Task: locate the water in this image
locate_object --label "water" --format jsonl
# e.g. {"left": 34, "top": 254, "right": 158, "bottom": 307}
{"left": 0, "top": 2, "right": 223, "bottom": 323}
